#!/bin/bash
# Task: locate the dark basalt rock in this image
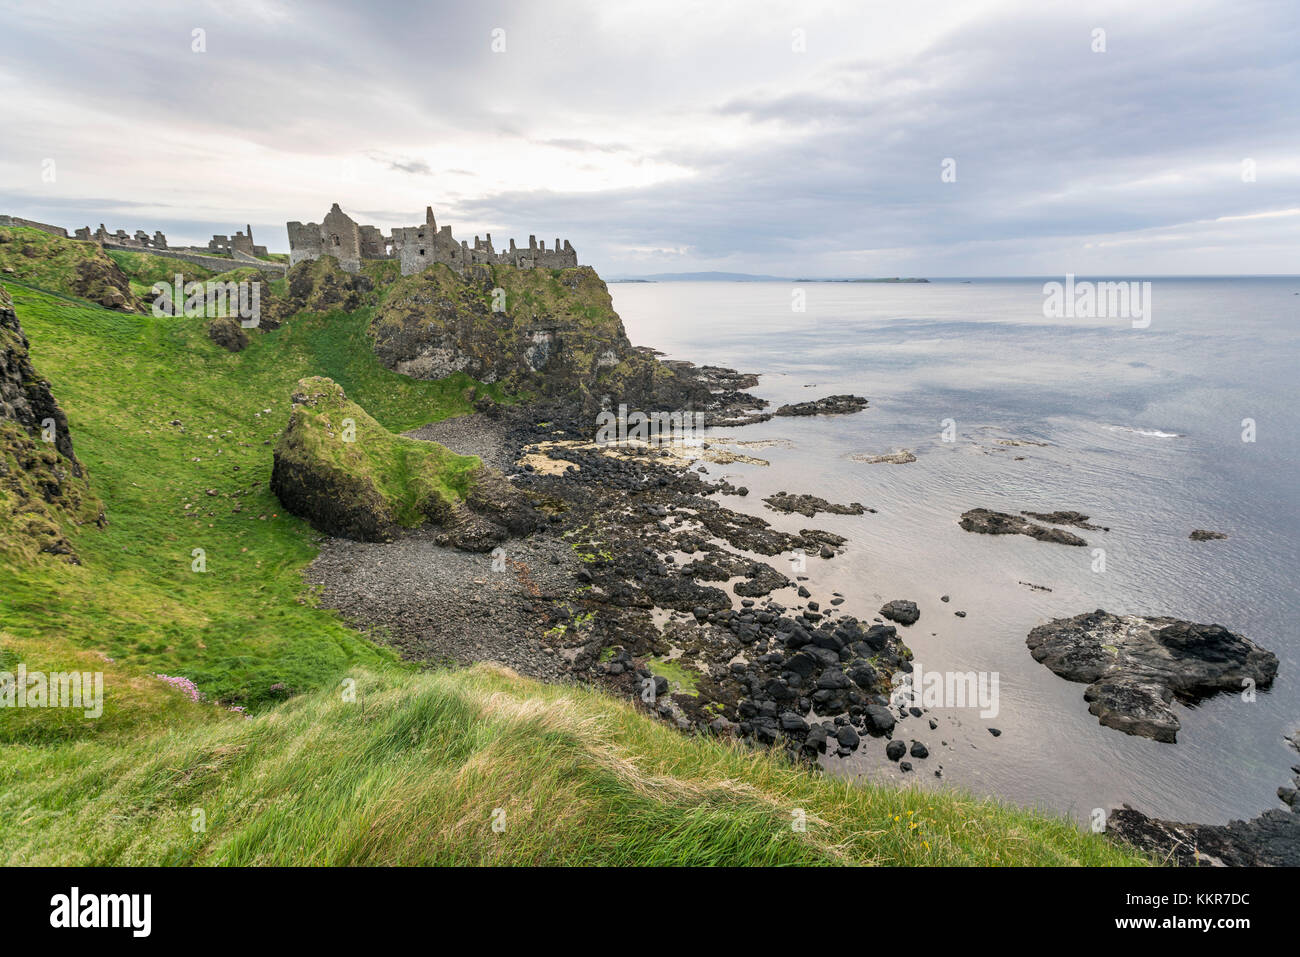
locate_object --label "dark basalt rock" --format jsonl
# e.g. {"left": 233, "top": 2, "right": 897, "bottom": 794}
{"left": 1026, "top": 609, "right": 1279, "bottom": 742}
{"left": 1021, "top": 510, "right": 1108, "bottom": 531}
{"left": 959, "top": 507, "right": 1088, "bottom": 546}
{"left": 774, "top": 394, "right": 868, "bottom": 417}
{"left": 880, "top": 600, "right": 920, "bottom": 626}
{"left": 1107, "top": 802, "right": 1300, "bottom": 867}
{"left": 1189, "top": 529, "right": 1228, "bottom": 541}
{"left": 762, "top": 491, "right": 869, "bottom": 518}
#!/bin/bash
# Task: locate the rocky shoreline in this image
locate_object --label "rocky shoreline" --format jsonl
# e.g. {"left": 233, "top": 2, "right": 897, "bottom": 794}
{"left": 1107, "top": 730, "right": 1300, "bottom": 866}
{"left": 303, "top": 387, "right": 924, "bottom": 764}
{"left": 286, "top": 363, "right": 1287, "bottom": 865}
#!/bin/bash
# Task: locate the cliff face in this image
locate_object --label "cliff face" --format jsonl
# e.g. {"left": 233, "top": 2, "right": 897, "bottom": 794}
{"left": 368, "top": 263, "right": 714, "bottom": 416}
{"left": 0, "top": 283, "right": 103, "bottom": 562}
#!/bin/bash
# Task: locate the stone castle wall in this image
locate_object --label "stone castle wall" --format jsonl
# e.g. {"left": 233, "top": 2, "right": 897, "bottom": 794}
{"left": 0, "top": 215, "right": 68, "bottom": 238}
{"left": 289, "top": 203, "right": 580, "bottom": 276}
{"left": 101, "top": 242, "right": 287, "bottom": 275}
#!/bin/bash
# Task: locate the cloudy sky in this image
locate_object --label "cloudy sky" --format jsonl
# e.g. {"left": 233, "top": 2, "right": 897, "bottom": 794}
{"left": 1, "top": 0, "right": 1296, "bottom": 276}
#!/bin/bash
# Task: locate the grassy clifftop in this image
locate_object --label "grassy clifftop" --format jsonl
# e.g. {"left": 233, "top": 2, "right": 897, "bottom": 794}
{"left": 0, "top": 663, "right": 1144, "bottom": 865}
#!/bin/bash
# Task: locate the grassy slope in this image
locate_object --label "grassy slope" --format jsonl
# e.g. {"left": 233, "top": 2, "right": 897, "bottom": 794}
{"left": 277, "top": 376, "right": 480, "bottom": 528}
{"left": 0, "top": 283, "right": 493, "bottom": 723}
{"left": 0, "top": 664, "right": 1143, "bottom": 865}
{"left": 0, "top": 259, "right": 1149, "bottom": 865}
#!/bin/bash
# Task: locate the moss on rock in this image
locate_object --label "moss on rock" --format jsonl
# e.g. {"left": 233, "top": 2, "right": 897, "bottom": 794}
{"left": 0, "top": 283, "right": 104, "bottom": 562}
{"left": 369, "top": 263, "right": 712, "bottom": 415}
{"left": 271, "top": 376, "right": 477, "bottom": 540}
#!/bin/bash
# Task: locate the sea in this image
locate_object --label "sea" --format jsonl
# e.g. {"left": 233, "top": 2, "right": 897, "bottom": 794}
{"left": 609, "top": 276, "right": 1300, "bottom": 826}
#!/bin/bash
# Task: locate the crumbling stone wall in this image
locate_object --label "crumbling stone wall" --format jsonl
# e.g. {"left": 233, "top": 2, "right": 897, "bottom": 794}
{"left": 289, "top": 202, "right": 580, "bottom": 277}
{"left": 0, "top": 216, "right": 68, "bottom": 238}
{"left": 208, "top": 225, "right": 267, "bottom": 257}
{"left": 83, "top": 223, "right": 168, "bottom": 250}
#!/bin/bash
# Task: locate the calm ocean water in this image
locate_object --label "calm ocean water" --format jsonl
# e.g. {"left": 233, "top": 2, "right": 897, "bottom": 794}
{"left": 609, "top": 277, "right": 1300, "bottom": 825}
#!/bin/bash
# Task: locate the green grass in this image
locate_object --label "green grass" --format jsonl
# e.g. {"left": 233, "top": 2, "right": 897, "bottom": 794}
{"left": 0, "top": 257, "right": 1152, "bottom": 866}
{"left": 277, "top": 375, "right": 480, "bottom": 527}
{"left": 106, "top": 247, "right": 216, "bottom": 289}
{"left": 648, "top": 656, "right": 701, "bottom": 696}
{"left": 1, "top": 227, "right": 103, "bottom": 291}
{"left": 0, "top": 284, "right": 498, "bottom": 722}
{"left": 0, "top": 664, "right": 1146, "bottom": 865}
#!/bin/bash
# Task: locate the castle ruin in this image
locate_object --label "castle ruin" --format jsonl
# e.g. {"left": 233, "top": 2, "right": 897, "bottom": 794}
{"left": 287, "top": 204, "right": 579, "bottom": 276}
{"left": 207, "top": 224, "right": 268, "bottom": 258}
{"left": 73, "top": 224, "right": 169, "bottom": 250}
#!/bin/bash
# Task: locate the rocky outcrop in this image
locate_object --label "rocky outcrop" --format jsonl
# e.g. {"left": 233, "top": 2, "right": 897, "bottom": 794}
{"left": 1021, "top": 510, "right": 1107, "bottom": 531}
{"left": 852, "top": 450, "right": 915, "bottom": 464}
{"left": 959, "top": 507, "right": 1089, "bottom": 546}
{"left": 0, "top": 283, "right": 104, "bottom": 561}
{"left": 368, "top": 262, "right": 771, "bottom": 424}
{"left": 774, "top": 394, "right": 868, "bottom": 417}
{"left": 1190, "top": 529, "right": 1228, "bottom": 541}
{"left": 762, "top": 491, "right": 869, "bottom": 518}
{"left": 880, "top": 599, "right": 920, "bottom": 626}
{"left": 1109, "top": 730, "right": 1300, "bottom": 866}
{"left": 270, "top": 376, "right": 540, "bottom": 547}
{"left": 1106, "top": 804, "right": 1299, "bottom": 866}
{"left": 285, "top": 257, "right": 372, "bottom": 314}
{"left": 0, "top": 226, "right": 140, "bottom": 312}
{"left": 207, "top": 317, "right": 249, "bottom": 352}
{"left": 1027, "top": 610, "right": 1279, "bottom": 742}
{"left": 70, "top": 257, "right": 136, "bottom": 311}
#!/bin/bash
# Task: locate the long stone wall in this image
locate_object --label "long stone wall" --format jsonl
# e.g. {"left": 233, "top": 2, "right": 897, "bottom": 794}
{"left": 103, "top": 242, "right": 288, "bottom": 275}
{"left": 0, "top": 215, "right": 69, "bottom": 238}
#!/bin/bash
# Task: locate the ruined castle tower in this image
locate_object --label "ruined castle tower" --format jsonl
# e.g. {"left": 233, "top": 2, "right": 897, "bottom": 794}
{"left": 288, "top": 203, "right": 579, "bottom": 276}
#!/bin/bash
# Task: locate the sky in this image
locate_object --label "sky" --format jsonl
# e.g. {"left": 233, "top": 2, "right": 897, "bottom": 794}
{"left": 0, "top": 0, "right": 1296, "bottom": 277}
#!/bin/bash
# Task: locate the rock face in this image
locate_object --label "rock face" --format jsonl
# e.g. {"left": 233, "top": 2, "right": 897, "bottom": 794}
{"left": 270, "top": 376, "right": 540, "bottom": 547}
{"left": 1027, "top": 610, "right": 1279, "bottom": 742}
{"left": 207, "top": 317, "right": 249, "bottom": 352}
{"left": 70, "top": 257, "right": 135, "bottom": 311}
{"left": 959, "top": 507, "right": 1089, "bottom": 546}
{"left": 369, "top": 262, "right": 750, "bottom": 420}
{"left": 0, "top": 283, "right": 103, "bottom": 561}
{"left": 774, "top": 394, "right": 868, "bottom": 417}
{"left": 279, "top": 257, "right": 373, "bottom": 316}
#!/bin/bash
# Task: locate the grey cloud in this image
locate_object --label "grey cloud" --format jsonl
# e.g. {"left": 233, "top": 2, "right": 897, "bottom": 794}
{"left": 0, "top": 0, "right": 1295, "bottom": 275}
